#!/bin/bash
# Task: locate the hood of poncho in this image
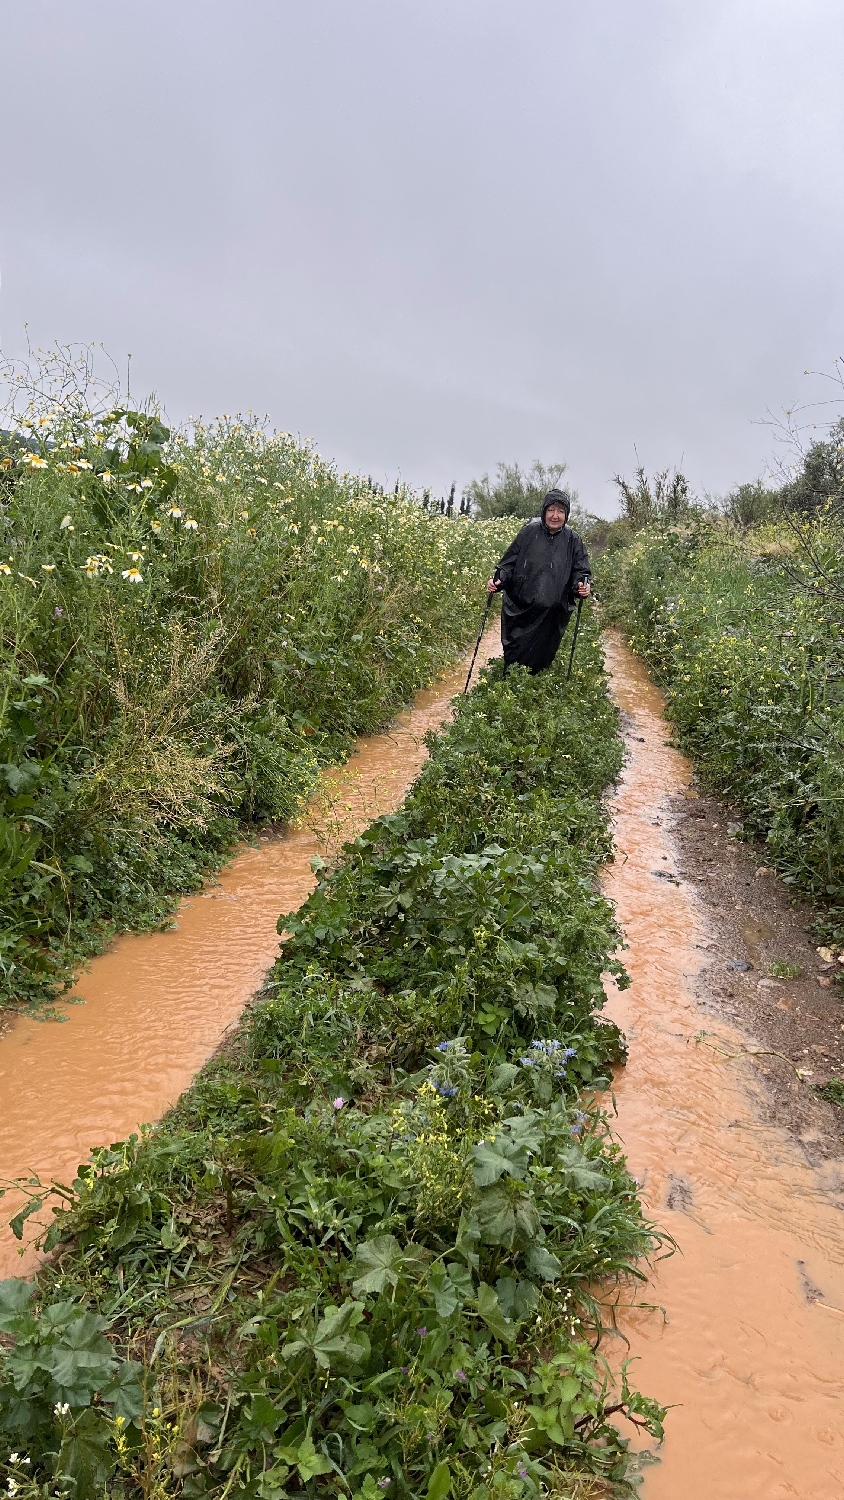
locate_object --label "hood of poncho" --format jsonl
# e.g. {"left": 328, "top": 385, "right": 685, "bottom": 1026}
{"left": 541, "top": 488, "right": 571, "bottom": 520}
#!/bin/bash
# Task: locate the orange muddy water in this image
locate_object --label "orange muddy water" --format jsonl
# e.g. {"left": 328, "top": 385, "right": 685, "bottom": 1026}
{"left": 0, "top": 630, "right": 500, "bottom": 1278}
{"left": 601, "top": 631, "right": 844, "bottom": 1500}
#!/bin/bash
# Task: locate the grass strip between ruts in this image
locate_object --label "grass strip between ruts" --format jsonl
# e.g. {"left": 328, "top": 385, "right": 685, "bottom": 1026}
{"left": 0, "top": 612, "right": 669, "bottom": 1500}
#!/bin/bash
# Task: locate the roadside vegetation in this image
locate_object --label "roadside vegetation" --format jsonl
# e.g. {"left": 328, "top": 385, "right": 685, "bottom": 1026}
{"left": 0, "top": 618, "right": 667, "bottom": 1498}
{"left": 598, "top": 427, "right": 844, "bottom": 947}
{"left": 0, "top": 349, "right": 513, "bottom": 1015}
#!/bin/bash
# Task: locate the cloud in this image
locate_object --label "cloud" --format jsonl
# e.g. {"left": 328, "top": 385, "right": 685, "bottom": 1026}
{"left": 1, "top": 0, "right": 842, "bottom": 513}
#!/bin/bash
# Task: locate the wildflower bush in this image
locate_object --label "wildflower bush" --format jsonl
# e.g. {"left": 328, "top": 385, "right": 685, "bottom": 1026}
{"left": 598, "top": 509, "right": 844, "bottom": 922}
{"left": 0, "top": 352, "right": 514, "bottom": 1013}
{"left": 0, "top": 617, "right": 668, "bottom": 1497}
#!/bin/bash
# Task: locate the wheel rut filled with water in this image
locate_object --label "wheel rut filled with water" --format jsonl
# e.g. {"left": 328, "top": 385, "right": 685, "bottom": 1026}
{"left": 601, "top": 630, "right": 844, "bottom": 1499}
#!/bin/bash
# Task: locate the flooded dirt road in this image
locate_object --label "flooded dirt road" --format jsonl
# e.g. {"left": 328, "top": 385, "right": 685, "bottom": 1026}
{"left": 0, "top": 631, "right": 500, "bottom": 1277}
{"left": 601, "top": 631, "right": 844, "bottom": 1499}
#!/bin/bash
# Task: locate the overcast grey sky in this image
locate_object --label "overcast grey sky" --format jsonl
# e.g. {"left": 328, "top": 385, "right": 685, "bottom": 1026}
{"left": 2, "top": 1, "right": 843, "bottom": 513}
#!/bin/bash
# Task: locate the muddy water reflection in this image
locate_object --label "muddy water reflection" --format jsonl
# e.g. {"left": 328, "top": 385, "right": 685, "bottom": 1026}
{"left": 0, "top": 632, "right": 500, "bottom": 1277}
{"left": 601, "top": 631, "right": 844, "bottom": 1499}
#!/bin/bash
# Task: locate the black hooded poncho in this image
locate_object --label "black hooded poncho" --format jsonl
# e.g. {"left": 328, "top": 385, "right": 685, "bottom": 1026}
{"left": 493, "top": 497, "right": 591, "bottom": 671}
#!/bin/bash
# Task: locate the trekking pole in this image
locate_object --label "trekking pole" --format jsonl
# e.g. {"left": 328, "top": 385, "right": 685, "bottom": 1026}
{"left": 464, "top": 591, "right": 495, "bottom": 694}
{"left": 565, "top": 595, "right": 585, "bottom": 682}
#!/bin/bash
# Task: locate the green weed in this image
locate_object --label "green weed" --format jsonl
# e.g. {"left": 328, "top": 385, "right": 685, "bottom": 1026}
{"left": 816, "top": 1078, "right": 844, "bottom": 1107}
{"left": 767, "top": 961, "right": 803, "bottom": 980}
{"left": 0, "top": 615, "right": 668, "bottom": 1497}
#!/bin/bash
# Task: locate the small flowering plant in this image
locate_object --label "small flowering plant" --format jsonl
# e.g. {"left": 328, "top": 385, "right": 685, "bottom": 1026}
{"left": 426, "top": 1036, "right": 472, "bottom": 1106}
{"left": 518, "top": 1038, "right": 577, "bottom": 1104}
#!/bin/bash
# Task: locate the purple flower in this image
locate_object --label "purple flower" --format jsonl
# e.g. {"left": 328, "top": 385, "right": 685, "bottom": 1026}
{"left": 401, "top": 1366, "right": 409, "bottom": 1374}
{"left": 378, "top": 1481, "right": 390, "bottom": 1491}
{"left": 54, "top": 607, "right": 64, "bottom": 616}
{"left": 455, "top": 1369, "right": 467, "bottom": 1382}
{"left": 517, "top": 1464, "right": 528, "bottom": 1480}
{"left": 416, "top": 1326, "right": 427, "bottom": 1337}
{"left": 333, "top": 1097, "right": 345, "bottom": 1110}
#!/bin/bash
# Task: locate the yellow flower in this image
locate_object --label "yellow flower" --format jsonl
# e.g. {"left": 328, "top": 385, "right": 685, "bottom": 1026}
{"left": 183, "top": 517, "right": 198, "bottom": 530}
{"left": 140, "top": 478, "right": 154, "bottom": 488}
{"left": 25, "top": 454, "right": 49, "bottom": 469}
{"left": 41, "top": 563, "right": 56, "bottom": 573}
{"left": 240, "top": 511, "right": 249, "bottom": 520}
{"left": 150, "top": 519, "right": 162, "bottom": 532}
{"left": 126, "top": 550, "right": 144, "bottom": 562}
{"left": 121, "top": 567, "right": 144, "bottom": 583}
{"left": 167, "top": 506, "right": 182, "bottom": 518}
{"left": 0, "top": 564, "right": 10, "bottom": 576}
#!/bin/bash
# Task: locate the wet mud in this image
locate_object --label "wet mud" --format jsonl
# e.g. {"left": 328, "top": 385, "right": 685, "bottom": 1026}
{"left": 668, "top": 790, "right": 844, "bottom": 1158}
{"left": 0, "top": 630, "right": 500, "bottom": 1278}
{"left": 601, "top": 631, "right": 844, "bottom": 1499}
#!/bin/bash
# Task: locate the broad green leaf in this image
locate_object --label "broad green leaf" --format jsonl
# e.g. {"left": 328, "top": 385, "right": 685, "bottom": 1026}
{"left": 495, "top": 1275, "right": 538, "bottom": 1321}
{"left": 0, "top": 1279, "right": 34, "bottom": 1331}
{"left": 429, "top": 1265, "right": 460, "bottom": 1319}
{"left": 240, "top": 1393, "right": 287, "bottom": 1444}
{"left": 427, "top": 1459, "right": 452, "bottom": 1500}
{"left": 294, "top": 1433, "right": 334, "bottom": 1481}
{"left": 8, "top": 1197, "right": 43, "bottom": 1241}
{"left": 525, "top": 1244, "right": 563, "bottom": 1281}
{"left": 56, "top": 1407, "right": 113, "bottom": 1499}
{"left": 475, "top": 1183, "right": 540, "bottom": 1249}
{"left": 453, "top": 1210, "right": 480, "bottom": 1269}
{"left": 48, "top": 1313, "right": 119, "bottom": 1394}
{"left": 352, "top": 1234, "right": 404, "bottom": 1295}
{"left": 474, "top": 1283, "right": 515, "bottom": 1343}
{"left": 471, "top": 1137, "right": 526, "bottom": 1187}
{"left": 557, "top": 1144, "right": 609, "bottom": 1194}
{"left": 489, "top": 1062, "right": 520, "bottom": 1093}
{"left": 100, "top": 1359, "right": 145, "bottom": 1420}
{"left": 281, "top": 1300, "right": 364, "bottom": 1368}
{"left": 340, "top": 1400, "right": 378, "bottom": 1432}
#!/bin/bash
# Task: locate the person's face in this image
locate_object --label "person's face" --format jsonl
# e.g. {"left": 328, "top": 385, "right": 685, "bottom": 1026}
{"left": 544, "top": 503, "right": 567, "bottom": 532}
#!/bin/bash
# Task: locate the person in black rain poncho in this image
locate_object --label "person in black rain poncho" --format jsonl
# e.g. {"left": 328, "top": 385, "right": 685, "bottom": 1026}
{"left": 486, "top": 489, "right": 591, "bottom": 672}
